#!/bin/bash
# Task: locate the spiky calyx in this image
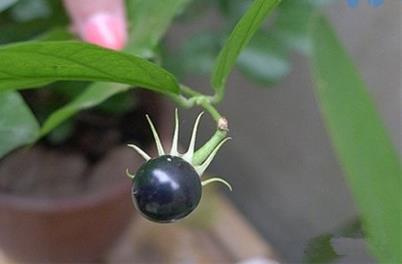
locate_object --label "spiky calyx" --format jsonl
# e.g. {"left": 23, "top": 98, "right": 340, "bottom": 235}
{"left": 126, "top": 109, "right": 231, "bottom": 190}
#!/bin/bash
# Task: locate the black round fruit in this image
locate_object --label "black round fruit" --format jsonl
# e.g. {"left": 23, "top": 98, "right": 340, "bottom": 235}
{"left": 131, "top": 155, "right": 202, "bottom": 223}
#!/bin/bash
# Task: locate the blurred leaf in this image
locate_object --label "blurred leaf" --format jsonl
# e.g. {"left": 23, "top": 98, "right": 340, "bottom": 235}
{"left": 0, "top": 0, "right": 17, "bottom": 12}
{"left": 304, "top": 219, "right": 362, "bottom": 263}
{"left": 0, "top": 91, "right": 39, "bottom": 158}
{"left": 0, "top": 19, "right": 50, "bottom": 44}
{"left": 94, "top": 90, "right": 136, "bottom": 114}
{"left": 273, "top": 1, "right": 314, "bottom": 55}
{"left": 46, "top": 119, "right": 73, "bottom": 144}
{"left": 10, "top": 0, "right": 50, "bottom": 22}
{"left": 0, "top": 41, "right": 180, "bottom": 94}
{"left": 308, "top": 0, "right": 336, "bottom": 6}
{"left": 126, "top": 0, "right": 191, "bottom": 57}
{"left": 304, "top": 234, "right": 340, "bottom": 263}
{"left": 218, "top": 0, "right": 254, "bottom": 23}
{"left": 166, "top": 32, "right": 221, "bottom": 77}
{"left": 211, "top": 0, "right": 280, "bottom": 99}
{"left": 40, "top": 83, "right": 130, "bottom": 137}
{"left": 209, "top": 0, "right": 334, "bottom": 88}
{"left": 181, "top": 33, "right": 221, "bottom": 75}
{"left": 35, "top": 27, "right": 74, "bottom": 41}
{"left": 237, "top": 31, "right": 290, "bottom": 86}
{"left": 311, "top": 15, "right": 401, "bottom": 263}
{"left": 49, "top": 81, "right": 90, "bottom": 101}
{"left": 173, "top": 0, "right": 213, "bottom": 22}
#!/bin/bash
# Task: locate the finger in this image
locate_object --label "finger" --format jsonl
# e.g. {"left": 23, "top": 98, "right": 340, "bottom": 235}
{"left": 63, "top": 0, "right": 127, "bottom": 50}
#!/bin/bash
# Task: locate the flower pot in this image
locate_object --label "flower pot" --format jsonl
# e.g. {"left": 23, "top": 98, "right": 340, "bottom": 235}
{"left": 0, "top": 171, "right": 133, "bottom": 263}
{"left": 0, "top": 93, "right": 172, "bottom": 263}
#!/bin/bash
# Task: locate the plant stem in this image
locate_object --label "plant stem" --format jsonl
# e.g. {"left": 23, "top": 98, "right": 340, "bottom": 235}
{"left": 168, "top": 93, "right": 193, "bottom": 108}
{"left": 200, "top": 101, "right": 221, "bottom": 121}
{"left": 193, "top": 129, "right": 228, "bottom": 165}
{"left": 211, "top": 88, "right": 224, "bottom": 104}
{"left": 169, "top": 86, "right": 224, "bottom": 123}
{"left": 180, "top": 84, "right": 201, "bottom": 97}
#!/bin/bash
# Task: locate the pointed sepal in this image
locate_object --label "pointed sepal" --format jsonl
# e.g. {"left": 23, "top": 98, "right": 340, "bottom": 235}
{"left": 127, "top": 144, "right": 151, "bottom": 161}
{"left": 170, "top": 108, "right": 180, "bottom": 156}
{"left": 202, "top": 177, "right": 232, "bottom": 191}
{"left": 126, "top": 168, "right": 135, "bottom": 179}
{"left": 146, "top": 114, "right": 165, "bottom": 156}
{"left": 182, "top": 112, "right": 204, "bottom": 163}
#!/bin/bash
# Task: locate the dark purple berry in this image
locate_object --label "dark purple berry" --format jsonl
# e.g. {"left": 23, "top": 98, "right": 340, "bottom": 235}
{"left": 131, "top": 155, "right": 202, "bottom": 223}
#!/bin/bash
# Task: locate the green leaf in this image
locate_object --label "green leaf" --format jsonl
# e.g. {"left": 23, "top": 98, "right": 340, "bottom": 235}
{"left": 310, "top": 15, "right": 401, "bottom": 263}
{"left": 0, "top": 91, "right": 39, "bottom": 157}
{"left": 0, "top": 0, "right": 18, "bottom": 12}
{"left": 237, "top": 31, "right": 290, "bottom": 86}
{"left": 40, "top": 82, "right": 129, "bottom": 136}
{"left": 126, "top": 0, "right": 191, "bottom": 57}
{"left": 0, "top": 41, "right": 180, "bottom": 94}
{"left": 34, "top": 0, "right": 191, "bottom": 137}
{"left": 211, "top": 0, "right": 280, "bottom": 99}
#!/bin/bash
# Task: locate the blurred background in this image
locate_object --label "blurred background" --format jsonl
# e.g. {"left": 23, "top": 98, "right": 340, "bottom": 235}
{"left": 0, "top": 0, "right": 400, "bottom": 263}
{"left": 175, "top": 1, "right": 400, "bottom": 262}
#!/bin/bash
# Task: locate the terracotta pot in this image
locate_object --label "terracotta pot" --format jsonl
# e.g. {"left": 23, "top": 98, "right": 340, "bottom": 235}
{"left": 0, "top": 94, "right": 172, "bottom": 263}
{"left": 0, "top": 179, "right": 132, "bottom": 263}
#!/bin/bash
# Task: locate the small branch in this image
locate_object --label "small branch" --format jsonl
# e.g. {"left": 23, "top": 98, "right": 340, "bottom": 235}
{"left": 211, "top": 87, "right": 224, "bottom": 104}
{"left": 200, "top": 101, "right": 221, "bottom": 122}
{"left": 193, "top": 128, "right": 228, "bottom": 165}
{"left": 180, "top": 84, "right": 201, "bottom": 97}
{"left": 169, "top": 86, "right": 224, "bottom": 123}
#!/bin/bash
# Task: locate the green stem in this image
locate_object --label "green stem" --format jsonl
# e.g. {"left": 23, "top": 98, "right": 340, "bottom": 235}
{"left": 169, "top": 86, "right": 223, "bottom": 123}
{"left": 193, "top": 129, "right": 227, "bottom": 165}
{"left": 168, "top": 93, "right": 192, "bottom": 108}
{"left": 211, "top": 86, "right": 224, "bottom": 104}
{"left": 200, "top": 101, "right": 221, "bottom": 121}
{"left": 180, "top": 84, "right": 201, "bottom": 97}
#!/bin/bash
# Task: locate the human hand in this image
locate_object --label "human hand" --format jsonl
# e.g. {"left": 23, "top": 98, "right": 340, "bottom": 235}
{"left": 63, "top": 0, "right": 127, "bottom": 50}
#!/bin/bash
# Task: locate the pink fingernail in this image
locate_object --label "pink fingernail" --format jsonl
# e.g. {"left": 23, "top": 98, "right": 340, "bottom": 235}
{"left": 81, "top": 13, "right": 127, "bottom": 50}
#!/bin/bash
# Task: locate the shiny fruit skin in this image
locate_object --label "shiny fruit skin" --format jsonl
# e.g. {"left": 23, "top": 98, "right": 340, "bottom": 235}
{"left": 131, "top": 155, "right": 202, "bottom": 223}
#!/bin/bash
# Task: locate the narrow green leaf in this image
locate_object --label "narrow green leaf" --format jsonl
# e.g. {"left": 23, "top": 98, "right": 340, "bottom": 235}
{"left": 126, "top": 0, "right": 191, "bottom": 57}
{"left": 211, "top": 0, "right": 280, "bottom": 99}
{"left": 0, "top": 91, "right": 39, "bottom": 158}
{"left": 40, "top": 82, "right": 129, "bottom": 137}
{"left": 0, "top": 41, "right": 180, "bottom": 94}
{"left": 310, "top": 15, "right": 401, "bottom": 263}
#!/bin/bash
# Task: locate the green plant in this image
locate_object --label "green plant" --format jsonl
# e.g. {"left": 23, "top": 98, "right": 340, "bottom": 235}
{"left": 0, "top": 0, "right": 399, "bottom": 262}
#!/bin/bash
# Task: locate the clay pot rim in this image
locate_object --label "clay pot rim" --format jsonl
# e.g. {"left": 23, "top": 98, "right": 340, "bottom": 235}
{"left": 0, "top": 175, "right": 131, "bottom": 213}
